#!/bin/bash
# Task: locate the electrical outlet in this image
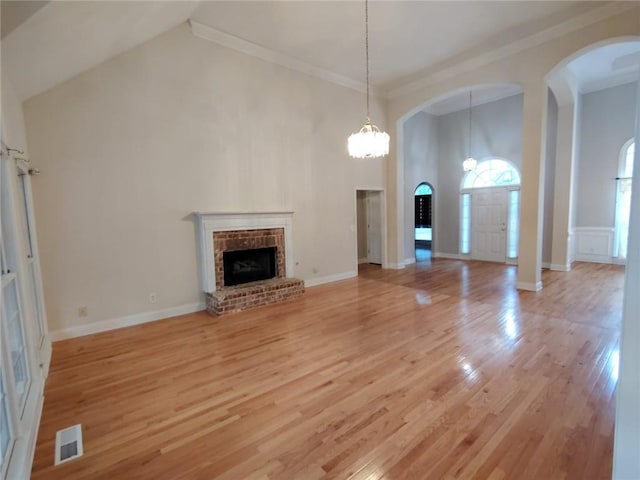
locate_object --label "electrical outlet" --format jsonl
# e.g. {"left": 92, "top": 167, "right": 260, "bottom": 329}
{"left": 78, "top": 306, "right": 88, "bottom": 318}
{"left": 149, "top": 293, "right": 157, "bottom": 304}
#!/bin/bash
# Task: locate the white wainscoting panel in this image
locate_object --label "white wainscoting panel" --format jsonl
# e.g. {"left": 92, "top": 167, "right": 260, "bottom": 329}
{"left": 574, "top": 227, "right": 614, "bottom": 264}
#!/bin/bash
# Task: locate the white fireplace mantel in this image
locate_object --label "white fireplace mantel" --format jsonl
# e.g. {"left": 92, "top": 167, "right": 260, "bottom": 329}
{"left": 194, "top": 211, "right": 295, "bottom": 293}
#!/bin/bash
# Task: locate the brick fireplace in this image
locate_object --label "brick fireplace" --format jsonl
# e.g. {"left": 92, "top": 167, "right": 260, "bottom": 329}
{"left": 213, "top": 228, "right": 285, "bottom": 287}
{"left": 195, "top": 212, "right": 304, "bottom": 314}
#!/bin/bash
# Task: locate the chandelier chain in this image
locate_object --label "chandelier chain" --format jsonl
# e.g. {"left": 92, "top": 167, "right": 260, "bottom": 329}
{"left": 347, "top": 0, "right": 389, "bottom": 159}
{"left": 365, "top": 0, "right": 370, "bottom": 119}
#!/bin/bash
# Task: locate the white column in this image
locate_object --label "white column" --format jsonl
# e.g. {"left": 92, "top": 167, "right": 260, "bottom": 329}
{"left": 550, "top": 101, "right": 579, "bottom": 271}
{"left": 388, "top": 119, "right": 405, "bottom": 269}
{"left": 613, "top": 77, "right": 640, "bottom": 480}
{"left": 517, "top": 83, "right": 548, "bottom": 291}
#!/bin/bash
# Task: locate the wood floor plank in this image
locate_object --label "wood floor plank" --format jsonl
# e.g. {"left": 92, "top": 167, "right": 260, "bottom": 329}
{"left": 31, "top": 260, "right": 624, "bottom": 479}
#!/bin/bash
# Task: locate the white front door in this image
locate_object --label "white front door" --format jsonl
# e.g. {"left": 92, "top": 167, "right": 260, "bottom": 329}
{"left": 366, "top": 191, "right": 382, "bottom": 264}
{"left": 471, "top": 187, "right": 507, "bottom": 262}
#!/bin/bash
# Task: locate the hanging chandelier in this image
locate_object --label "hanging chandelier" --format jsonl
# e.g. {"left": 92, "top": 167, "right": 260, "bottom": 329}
{"left": 348, "top": 0, "right": 390, "bottom": 159}
{"left": 463, "top": 89, "right": 477, "bottom": 172}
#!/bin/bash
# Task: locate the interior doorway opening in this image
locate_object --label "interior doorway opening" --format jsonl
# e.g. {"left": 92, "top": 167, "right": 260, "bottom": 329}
{"left": 356, "top": 190, "right": 384, "bottom": 268}
{"left": 414, "top": 182, "right": 433, "bottom": 262}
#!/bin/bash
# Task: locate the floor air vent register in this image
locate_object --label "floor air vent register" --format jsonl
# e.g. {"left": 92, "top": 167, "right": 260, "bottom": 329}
{"left": 54, "top": 424, "right": 83, "bottom": 465}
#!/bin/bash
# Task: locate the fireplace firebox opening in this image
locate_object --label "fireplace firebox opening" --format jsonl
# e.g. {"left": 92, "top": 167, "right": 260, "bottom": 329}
{"left": 223, "top": 247, "right": 277, "bottom": 287}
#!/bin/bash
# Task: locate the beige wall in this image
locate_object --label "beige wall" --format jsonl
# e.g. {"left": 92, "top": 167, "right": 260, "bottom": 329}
{"left": 23, "top": 23, "right": 385, "bottom": 333}
{"left": 2, "top": 73, "right": 29, "bottom": 149}
{"left": 576, "top": 82, "right": 637, "bottom": 228}
{"left": 403, "top": 111, "right": 438, "bottom": 262}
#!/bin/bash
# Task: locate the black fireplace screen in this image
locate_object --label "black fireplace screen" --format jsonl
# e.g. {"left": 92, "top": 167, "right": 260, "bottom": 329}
{"left": 223, "top": 247, "right": 277, "bottom": 287}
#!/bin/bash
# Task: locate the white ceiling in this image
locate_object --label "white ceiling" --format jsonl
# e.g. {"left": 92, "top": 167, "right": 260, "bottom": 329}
{"left": 189, "top": 1, "right": 592, "bottom": 89}
{"left": 0, "top": 0, "right": 49, "bottom": 39}
{"left": 567, "top": 42, "right": 640, "bottom": 94}
{"left": 1, "top": 1, "right": 637, "bottom": 103}
{"left": 1, "top": 1, "right": 200, "bottom": 101}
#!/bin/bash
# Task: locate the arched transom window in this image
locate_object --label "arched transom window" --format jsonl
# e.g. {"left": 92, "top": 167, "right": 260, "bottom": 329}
{"left": 463, "top": 159, "right": 521, "bottom": 189}
{"left": 414, "top": 183, "right": 433, "bottom": 195}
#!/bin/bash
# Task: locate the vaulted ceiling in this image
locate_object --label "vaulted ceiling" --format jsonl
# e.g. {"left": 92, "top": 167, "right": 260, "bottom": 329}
{"left": 1, "top": 1, "right": 638, "bottom": 106}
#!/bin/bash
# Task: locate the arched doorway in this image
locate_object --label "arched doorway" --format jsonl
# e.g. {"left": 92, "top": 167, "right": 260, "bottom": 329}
{"left": 398, "top": 83, "right": 523, "bottom": 267}
{"left": 414, "top": 182, "right": 433, "bottom": 262}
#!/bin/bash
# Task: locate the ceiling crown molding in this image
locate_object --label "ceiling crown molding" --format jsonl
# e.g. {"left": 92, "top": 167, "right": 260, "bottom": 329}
{"left": 189, "top": 20, "right": 385, "bottom": 98}
{"left": 386, "top": 2, "right": 638, "bottom": 100}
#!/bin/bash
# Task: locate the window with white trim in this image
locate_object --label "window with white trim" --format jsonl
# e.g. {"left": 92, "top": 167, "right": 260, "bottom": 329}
{"left": 460, "top": 193, "right": 471, "bottom": 255}
{"left": 0, "top": 146, "right": 48, "bottom": 478}
{"left": 0, "top": 370, "right": 11, "bottom": 475}
{"left": 15, "top": 164, "right": 46, "bottom": 345}
{"left": 1, "top": 153, "right": 32, "bottom": 424}
{"left": 507, "top": 190, "right": 520, "bottom": 259}
{"left": 614, "top": 140, "right": 634, "bottom": 260}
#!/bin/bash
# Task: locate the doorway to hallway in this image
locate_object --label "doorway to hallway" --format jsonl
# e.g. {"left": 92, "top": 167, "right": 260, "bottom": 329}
{"left": 414, "top": 182, "right": 433, "bottom": 262}
{"left": 356, "top": 190, "right": 384, "bottom": 267}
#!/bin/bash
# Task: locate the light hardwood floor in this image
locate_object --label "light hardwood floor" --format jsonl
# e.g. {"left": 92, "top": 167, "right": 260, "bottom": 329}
{"left": 32, "top": 260, "right": 624, "bottom": 479}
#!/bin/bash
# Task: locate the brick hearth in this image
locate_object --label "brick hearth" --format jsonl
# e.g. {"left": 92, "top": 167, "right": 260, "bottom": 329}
{"left": 207, "top": 226, "right": 304, "bottom": 315}
{"left": 206, "top": 277, "right": 304, "bottom": 315}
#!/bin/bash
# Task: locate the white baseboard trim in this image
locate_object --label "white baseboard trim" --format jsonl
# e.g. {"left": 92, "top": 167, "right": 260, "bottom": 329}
{"left": 517, "top": 281, "right": 542, "bottom": 292}
{"left": 50, "top": 301, "right": 206, "bottom": 341}
{"left": 542, "top": 262, "right": 551, "bottom": 269}
{"left": 433, "top": 252, "right": 461, "bottom": 260}
{"left": 404, "top": 257, "right": 416, "bottom": 265}
{"left": 358, "top": 257, "right": 369, "bottom": 264}
{"left": 305, "top": 271, "right": 357, "bottom": 288}
{"left": 550, "top": 263, "right": 571, "bottom": 272}
{"left": 574, "top": 254, "right": 613, "bottom": 264}
{"left": 387, "top": 263, "right": 406, "bottom": 270}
